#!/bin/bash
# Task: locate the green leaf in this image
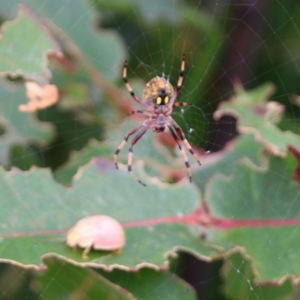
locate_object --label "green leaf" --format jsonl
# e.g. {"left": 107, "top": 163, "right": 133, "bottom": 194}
{"left": 5, "top": 0, "right": 127, "bottom": 81}
{"left": 214, "top": 83, "right": 300, "bottom": 156}
{"left": 221, "top": 251, "right": 295, "bottom": 300}
{"left": 0, "top": 9, "right": 57, "bottom": 82}
{"left": 54, "top": 119, "right": 175, "bottom": 185}
{"left": 0, "top": 261, "right": 38, "bottom": 299}
{"left": 91, "top": 223, "right": 210, "bottom": 268}
{"left": 39, "top": 255, "right": 135, "bottom": 299}
{"left": 193, "top": 134, "right": 266, "bottom": 192}
{"left": 0, "top": 159, "right": 212, "bottom": 267}
{"left": 96, "top": 266, "right": 196, "bottom": 300}
{"left": 54, "top": 139, "right": 112, "bottom": 185}
{"left": 0, "top": 79, "right": 54, "bottom": 164}
{"left": 205, "top": 155, "right": 300, "bottom": 281}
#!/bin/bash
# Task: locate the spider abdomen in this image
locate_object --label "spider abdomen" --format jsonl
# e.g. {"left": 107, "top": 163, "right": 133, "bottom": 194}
{"left": 143, "top": 76, "right": 174, "bottom": 106}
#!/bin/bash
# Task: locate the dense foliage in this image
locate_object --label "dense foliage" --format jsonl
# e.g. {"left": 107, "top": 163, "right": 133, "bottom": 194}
{"left": 0, "top": 1, "right": 300, "bottom": 299}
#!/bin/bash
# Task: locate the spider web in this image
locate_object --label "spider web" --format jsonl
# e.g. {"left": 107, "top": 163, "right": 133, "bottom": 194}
{"left": 0, "top": 0, "right": 300, "bottom": 299}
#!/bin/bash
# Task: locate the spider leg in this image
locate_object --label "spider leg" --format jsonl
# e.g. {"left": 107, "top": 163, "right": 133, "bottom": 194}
{"left": 123, "top": 60, "right": 152, "bottom": 109}
{"left": 170, "top": 53, "right": 185, "bottom": 106}
{"left": 128, "top": 127, "right": 148, "bottom": 186}
{"left": 114, "top": 123, "right": 143, "bottom": 169}
{"left": 171, "top": 120, "right": 201, "bottom": 166}
{"left": 167, "top": 124, "right": 192, "bottom": 182}
{"left": 128, "top": 109, "right": 151, "bottom": 117}
{"left": 173, "top": 102, "right": 190, "bottom": 108}
{"left": 176, "top": 53, "right": 185, "bottom": 95}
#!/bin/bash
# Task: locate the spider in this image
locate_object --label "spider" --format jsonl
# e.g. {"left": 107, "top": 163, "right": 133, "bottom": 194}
{"left": 114, "top": 54, "right": 201, "bottom": 186}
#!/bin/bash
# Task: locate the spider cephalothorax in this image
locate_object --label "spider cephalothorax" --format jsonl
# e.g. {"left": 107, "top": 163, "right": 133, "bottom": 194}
{"left": 114, "top": 54, "right": 201, "bottom": 186}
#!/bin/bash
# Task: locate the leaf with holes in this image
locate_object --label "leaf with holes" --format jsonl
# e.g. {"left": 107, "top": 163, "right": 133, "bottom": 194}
{"left": 38, "top": 255, "right": 197, "bottom": 300}
{"left": 220, "top": 251, "right": 295, "bottom": 300}
{"left": 193, "top": 134, "right": 266, "bottom": 193}
{"left": 205, "top": 152, "right": 300, "bottom": 281}
{"left": 0, "top": 7, "right": 59, "bottom": 82}
{"left": 214, "top": 82, "right": 300, "bottom": 156}
{"left": 0, "top": 158, "right": 212, "bottom": 267}
{"left": 38, "top": 256, "right": 136, "bottom": 299}
{"left": 0, "top": 79, "right": 54, "bottom": 164}
{"left": 54, "top": 119, "right": 198, "bottom": 185}
{"left": 1, "top": 0, "right": 126, "bottom": 82}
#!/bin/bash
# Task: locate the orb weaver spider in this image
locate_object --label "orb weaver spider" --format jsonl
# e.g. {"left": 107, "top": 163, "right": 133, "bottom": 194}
{"left": 114, "top": 54, "right": 201, "bottom": 186}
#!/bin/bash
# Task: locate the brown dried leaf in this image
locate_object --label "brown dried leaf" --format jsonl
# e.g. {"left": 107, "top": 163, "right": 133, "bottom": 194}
{"left": 19, "top": 82, "right": 59, "bottom": 112}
